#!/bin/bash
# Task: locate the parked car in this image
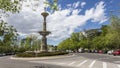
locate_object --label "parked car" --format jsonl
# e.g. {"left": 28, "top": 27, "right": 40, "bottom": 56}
{"left": 94, "top": 50, "right": 98, "bottom": 53}
{"left": 107, "top": 50, "right": 113, "bottom": 55}
{"left": 103, "top": 50, "right": 108, "bottom": 54}
{"left": 112, "top": 50, "right": 120, "bottom": 56}
{"left": 98, "top": 50, "right": 103, "bottom": 54}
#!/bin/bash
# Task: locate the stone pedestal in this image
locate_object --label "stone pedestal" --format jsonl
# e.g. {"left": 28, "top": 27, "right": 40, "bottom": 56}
{"left": 39, "top": 31, "right": 50, "bottom": 52}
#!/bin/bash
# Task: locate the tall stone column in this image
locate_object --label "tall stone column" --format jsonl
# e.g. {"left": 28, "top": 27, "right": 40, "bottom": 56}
{"left": 39, "top": 11, "right": 51, "bottom": 52}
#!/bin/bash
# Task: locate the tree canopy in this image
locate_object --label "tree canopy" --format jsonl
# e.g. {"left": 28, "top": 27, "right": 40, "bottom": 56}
{"left": 57, "top": 14, "right": 120, "bottom": 52}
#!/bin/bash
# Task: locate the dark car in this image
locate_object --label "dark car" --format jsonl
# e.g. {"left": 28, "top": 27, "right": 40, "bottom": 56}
{"left": 112, "top": 50, "right": 120, "bottom": 56}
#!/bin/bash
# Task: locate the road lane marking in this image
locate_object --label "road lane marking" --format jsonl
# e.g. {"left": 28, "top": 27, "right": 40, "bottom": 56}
{"left": 76, "top": 60, "right": 88, "bottom": 67}
{"left": 103, "top": 62, "right": 107, "bottom": 68}
{"left": 89, "top": 60, "right": 96, "bottom": 68}
{"left": 58, "top": 63, "right": 66, "bottom": 65}
{"left": 68, "top": 61, "right": 76, "bottom": 65}
{"left": 30, "top": 61, "right": 67, "bottom": 66}
{"left": 114, "top": 61, "right": 120, "bottom": 64}
{"left": 117, "top": 65, "right": 120, "bottom": 68}
{"left": 99, "top": 58, "right": 109, "bottom": 60}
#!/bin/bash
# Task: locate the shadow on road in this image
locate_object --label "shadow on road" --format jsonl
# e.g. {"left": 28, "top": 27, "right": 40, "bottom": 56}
{"left": 33, "top": 66, "right": 50, "bottom": 68}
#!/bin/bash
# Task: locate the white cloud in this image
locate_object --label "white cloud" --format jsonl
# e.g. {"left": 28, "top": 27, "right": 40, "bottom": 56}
{"left": 6, "top": 0, "right": 44, "bottom": 34}
{"left": 67, "top": 4, "right": 72, "bottom": 7}
{"left": 91, "top": 1, "right": 107, "bottom": 23}
{"left": 72, "top": 9, "right": 81, "bottom": 15}
{"left": 73, "top": 1, "right": 80, "bottom": 8}
{"left": 81, "top": 2, "right": 86, "bottom": 8}
{"left": 6, "top": 1, "right": 107, "bottom": 45}
{"left": 67, "top": 1, "right": 80, "bottom": 9}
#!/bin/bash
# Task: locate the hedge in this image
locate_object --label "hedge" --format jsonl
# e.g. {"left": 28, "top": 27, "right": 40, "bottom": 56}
{"left": 16, "top": 52, "right": 68, "bottom": 57}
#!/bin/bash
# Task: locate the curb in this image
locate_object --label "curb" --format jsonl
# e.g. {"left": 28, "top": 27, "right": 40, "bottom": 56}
{"left": 10, "top": 54, "right": 75, "bottom": 60}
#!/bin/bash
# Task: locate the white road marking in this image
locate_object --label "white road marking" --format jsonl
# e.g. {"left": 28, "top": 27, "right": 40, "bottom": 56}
{"left": 99, "top": 58, "right": 109, "bottom": 60}
{"left": 103, "top": 62, "right": 107, "bottom": 68}
{"left": 30, "top": 61, "right": 67, "bottom": 66}
{"left": 117, "top": 64, "right": 120, "bottom": 68}
{"left": 76, "top": 60, "right": 88, "bottom": 67}
{"left": 58, "top": 63, "right": 66, "bottom": 65}
{"left": 72, "top": 54, "right": 75, "bottom": 56}
{"left": 30, "top": 60, "right": 120, "bottom": 68}
{"left": 89, "top": 60, "right": 96, "bottom": 68}
{"left": 68, "top": 61, "right": 76, "bottom": 65}
{"left": 114, "top": 61, "right": 120, "bottom": 63}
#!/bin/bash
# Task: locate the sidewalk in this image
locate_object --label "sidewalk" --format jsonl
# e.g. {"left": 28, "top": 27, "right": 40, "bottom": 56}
{"left": 10, "top": 53, "right": 75, "bottom": 60}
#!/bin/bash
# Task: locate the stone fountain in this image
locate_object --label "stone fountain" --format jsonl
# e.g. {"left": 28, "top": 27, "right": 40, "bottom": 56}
{"left": 38, "top": 11, "right": 51, "bottom": 52}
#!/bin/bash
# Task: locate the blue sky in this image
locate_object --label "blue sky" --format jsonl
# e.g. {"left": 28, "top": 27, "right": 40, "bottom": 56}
{"left": 59, "top": 0, "right": 119, "bottom": 29}
{"left": 6, "top": 0, "right": 120, "bottom": 45}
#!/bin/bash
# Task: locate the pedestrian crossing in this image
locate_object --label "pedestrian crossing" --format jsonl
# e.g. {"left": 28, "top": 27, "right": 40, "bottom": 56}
{"left": 103, "top": 62, "right": 107, "bottom": 68}
{"left": 29, "top": 59, "right": 120, "bottom": 68}
{"left": 89, "top": 60, "right": 96, "bottom": 68}
{"left": 117, "top": 65, "right": 120, "bottom": 68}
{"left": 76, "top": 60, "right": 88, "bottom": 67}
{"left": 68, "top": 61, "right": 76, "bottom": 65}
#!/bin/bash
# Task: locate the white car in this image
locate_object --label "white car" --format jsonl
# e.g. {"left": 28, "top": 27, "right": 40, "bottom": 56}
{"left": 107, "top": 50, "right": 113, "bottom": 55}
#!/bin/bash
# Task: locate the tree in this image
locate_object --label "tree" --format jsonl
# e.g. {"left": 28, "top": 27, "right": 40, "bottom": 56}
{"left": 0, "top": 0, "right": 21, "bottom": 22}
{"left": 0, "top": 0, "right": 21, "bottom": 53}
{"left": 0, "top": 0, "right": 21, "bottom": 45}
{"left": 101, "top": 25, "right": 109, "bottom": 36}
{"left": 20, "top": 34, "right": 42, "bottom": 51}
{"left": 57, "top": 38, "right": 71, "bottom": 51}
{"left": 81, "top": 29, "right": 101, "bottom": 50}
{"left": 57, "top": 32, "right": 86, "bottom": 52}
{"left": 0, "top": 21, "right": 18, "bottom": 54}
{"left": 89, "top": 25, "right": 108, "bottom": 50}
{"left": 105, "top": 33, "right": 116, "bottom": 50}
{"left": 107, "top": 15, "right": 120, "bottom": 49}
{"left": 70, "top": 32, "right": 81, "bottom": 52}
{"left": 85, "top": 29, "right": 101, "bottom": 39}
{"left": 0, "top": 21, "right": 18, "bottom": 46}
{"left": 27, "top": 34, "right": 42, "bottom": 51}
{"left": 0, "top": 0, "right": 21, "bottom": 13}
{"left": 44, "top": 0, "right": 58, "bottom": 12}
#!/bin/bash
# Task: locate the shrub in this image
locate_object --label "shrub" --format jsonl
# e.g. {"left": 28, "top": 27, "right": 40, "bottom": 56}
{"left": 16, "top": 52, "right": 68, "bottom": 57}
{"left": 16, "top": 53, "right": 35, "bottom": 57}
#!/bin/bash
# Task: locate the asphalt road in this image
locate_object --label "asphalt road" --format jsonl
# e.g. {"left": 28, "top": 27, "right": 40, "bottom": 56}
{"left": 0, "top": 53, "right": 120, "bottom": 68}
